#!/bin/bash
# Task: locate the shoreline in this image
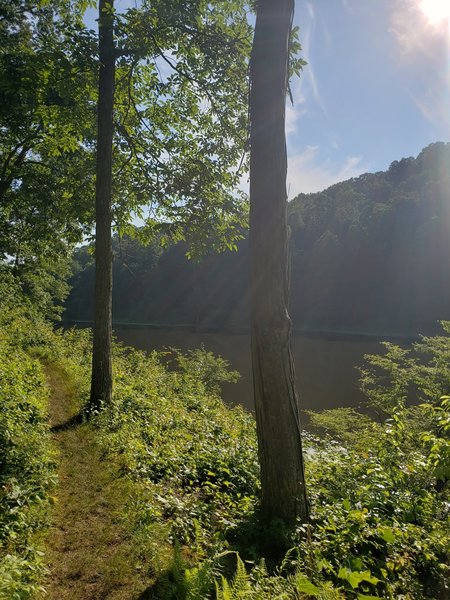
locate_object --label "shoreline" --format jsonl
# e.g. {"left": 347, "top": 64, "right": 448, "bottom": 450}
{"left": 61, "top": 319, "right": 419, "bottom": 343}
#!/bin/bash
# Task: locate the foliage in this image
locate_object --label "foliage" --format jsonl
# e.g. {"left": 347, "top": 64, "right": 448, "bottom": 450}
{"left": 217, "top": 330, "right": 450, "bottom": 599}
{"left": 305, "top": 407, "right": 376, "bottom": 448}
{"left": 1, "top": 274, "right": 449, "bottom": 598}
{"left": 107, "top": 0, "right": 253, "bottom": 255}
{"left": 14, "top": 256, "right": 73, "bottom": 321}
{"left": 0, "top": 277, "right": 56, "bottom": 598}
{"left": 359, "top": 342, "right": 414, "bottom": 417}
{"left": 297, "top": 328, "right": 450, "bottom": 599}
{"left": 360, "top": 320, "right": 450, "bottom": 417}
{"left": 93, "top": 342, "right": 259, "bottom": 552}
{"left": 215, "top": 553, "right": 344, "bottom": 599}
{"left": 169, "top": 346, "right": 240, "bottom": 395}
{"left": 1, "top": 0, "right": 254, "bottom": 296}
{"left": 420, "top": 396, "right": 450, "bottom": 482}
{"left": 298, "top": 424, "right": 448, "bottom": 599}
{"left": 87, "top": 328, "right": 448, "bottom": 598}
{"left": 0, "top": 0, "right": 97, "bottom": 265}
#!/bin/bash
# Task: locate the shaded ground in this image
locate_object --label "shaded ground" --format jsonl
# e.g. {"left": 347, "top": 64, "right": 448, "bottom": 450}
{"left": 40, "top": 367, "right": 151, "bottom": 599}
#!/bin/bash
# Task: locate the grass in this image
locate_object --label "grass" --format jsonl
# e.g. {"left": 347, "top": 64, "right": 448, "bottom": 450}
{"left": 39, "top": 366, "right": 159, "bottom": 599}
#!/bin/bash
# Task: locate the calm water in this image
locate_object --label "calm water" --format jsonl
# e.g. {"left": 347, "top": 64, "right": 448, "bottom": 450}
{"left": 113, "top": 327, "right": 391, "bottom": 412}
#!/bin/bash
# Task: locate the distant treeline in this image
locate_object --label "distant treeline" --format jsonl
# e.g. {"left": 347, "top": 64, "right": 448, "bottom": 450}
{"left": 65, "top": 142, "right": 450, "bottom": 336}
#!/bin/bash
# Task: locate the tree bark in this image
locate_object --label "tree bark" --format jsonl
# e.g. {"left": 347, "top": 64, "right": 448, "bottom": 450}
{"left": 89, "top": 0, "right": 115, "bottom": 410}
{"left": 249, "top": 0, "right": 308, "bottom": 524}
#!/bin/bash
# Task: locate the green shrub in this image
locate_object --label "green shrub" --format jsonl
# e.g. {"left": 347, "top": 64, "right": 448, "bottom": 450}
{"left": 301, "top": 329, "right": 450, "bottom": 599}
{"left": 0, "top": 328, "right": 55, "bottom": 598}
{"left": 94, "top": 344, "right": 259, "bottom": 553}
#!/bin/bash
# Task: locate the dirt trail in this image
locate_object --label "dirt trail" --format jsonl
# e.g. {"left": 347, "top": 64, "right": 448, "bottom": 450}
{"left": 41, "top": 367, "right": 149, "bottom": 599}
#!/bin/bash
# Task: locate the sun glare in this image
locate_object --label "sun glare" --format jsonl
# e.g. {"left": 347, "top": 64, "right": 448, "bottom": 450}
{"left": 419, "top": 0, "right": 450, "bottom": 25}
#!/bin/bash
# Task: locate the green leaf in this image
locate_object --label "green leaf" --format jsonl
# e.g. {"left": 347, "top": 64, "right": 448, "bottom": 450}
{"left": 294, "top": 574, "right": 320, "bottom": 596}
{"left": 379, "top": 526, "right": 396, "bottom": 544}
{"left": 342, "top": 498, "right": 351, "bottom": 510}
{"left": 338, "top": 568, "right": 380, "bottom": 589}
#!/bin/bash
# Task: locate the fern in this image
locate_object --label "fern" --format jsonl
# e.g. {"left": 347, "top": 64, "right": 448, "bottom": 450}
{"left": 215, "top": 576, "right": 233, "bottom": 600}
{"left": 215, "top": 554, "right": 253, "bottom": 599}
{"left": 184, "top": 561, "right": 215, "bottom": 599}
{"left": 170, "top": 543, "right": 215, "bottom": 599}
{"left": 215, "top": 553, "right": 345, "bottom": 600}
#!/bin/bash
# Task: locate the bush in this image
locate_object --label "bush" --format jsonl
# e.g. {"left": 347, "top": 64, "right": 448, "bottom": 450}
{"left": 94, "top": 344, "right": 259, "bottom": 553}
{"left": 0, "top": 317, "right": 55, "bottom": 598}
{"left": 297, "top": 329, "right": 450, "bottom": 599}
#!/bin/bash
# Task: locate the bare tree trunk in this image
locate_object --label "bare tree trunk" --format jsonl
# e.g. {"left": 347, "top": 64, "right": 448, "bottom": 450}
{"left": 249, "top": 0, "right": 308, "bottom": 524}
{"left": 89, "top": 0, "right": 115, "bottom": 410}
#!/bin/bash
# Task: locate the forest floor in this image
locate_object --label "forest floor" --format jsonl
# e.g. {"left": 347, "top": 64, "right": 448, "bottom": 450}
{"left": 39, "top": 366, "right": 151, "bottom": 599}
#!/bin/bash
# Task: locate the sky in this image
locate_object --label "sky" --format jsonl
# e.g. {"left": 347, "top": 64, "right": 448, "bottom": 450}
{"left": 87, "top": 0, "right": 450, "bottom": 199}
{"left": 287, "top": 0, "right": 450, "bottom": 197}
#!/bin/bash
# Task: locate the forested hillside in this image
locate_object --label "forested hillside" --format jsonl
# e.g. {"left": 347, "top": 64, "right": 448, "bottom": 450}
{"left": 65, "top": 142, "right": 450, "bottom": 336}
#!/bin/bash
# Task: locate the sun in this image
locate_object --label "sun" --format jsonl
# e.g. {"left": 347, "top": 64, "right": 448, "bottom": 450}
{"left": 419, "top": 0, "right": 450, "bottom": 25}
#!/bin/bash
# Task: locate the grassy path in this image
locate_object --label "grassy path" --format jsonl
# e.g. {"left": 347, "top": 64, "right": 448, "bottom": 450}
{"left": 41, "top": 367, "right": 150, "bottom": 599}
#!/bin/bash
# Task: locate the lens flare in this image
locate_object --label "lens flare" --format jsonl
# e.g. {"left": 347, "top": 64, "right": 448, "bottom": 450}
{"left": 419, "top": 0, "right": 450, "bottom": 25}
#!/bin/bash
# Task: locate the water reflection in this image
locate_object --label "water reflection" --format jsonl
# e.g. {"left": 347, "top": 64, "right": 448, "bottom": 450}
{"left": 113, "top": 327, "right": 388, "bottom": 412}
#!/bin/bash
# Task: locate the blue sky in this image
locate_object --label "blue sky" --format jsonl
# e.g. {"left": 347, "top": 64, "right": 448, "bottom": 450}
{"left": 287, "top": 0, "right": 450, "bottom": 197}
{"left": 87, "top": 0, "right": 450, "bottom": 198}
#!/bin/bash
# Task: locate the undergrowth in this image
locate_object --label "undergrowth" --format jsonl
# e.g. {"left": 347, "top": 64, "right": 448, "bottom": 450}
{"left": 1, "top": 268, "right": 449, "bottom": 598}
{"left": 0, "top": 273, "right": 57, "bottom": 598}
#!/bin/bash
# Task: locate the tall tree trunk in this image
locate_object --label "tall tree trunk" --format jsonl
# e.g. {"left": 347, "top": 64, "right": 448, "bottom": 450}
{"left": 89, "top": 0, "right": 115, "bottom": 410}
{"left": 249, "top": 0, "right": 308, "bottom": 524}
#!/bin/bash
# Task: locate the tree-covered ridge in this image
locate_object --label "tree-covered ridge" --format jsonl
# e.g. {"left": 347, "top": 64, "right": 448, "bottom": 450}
{"left": 66, "top": 142, "right": 450, "bottom": 336}
{"left": 289, "top": 141, "right": 450, "bottom": 335}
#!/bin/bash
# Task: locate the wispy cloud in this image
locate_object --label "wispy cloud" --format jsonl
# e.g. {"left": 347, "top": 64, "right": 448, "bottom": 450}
{"left": 389, "top": 0, "right": 449, "bottom": 55}
{"left": 296, "top": 3, "right": 327, "bottom": 117}
{"left": 286, "top": 82, "right": 307, "bottom": 135}
{"left": 287, "top": 146, "right": 369, "bottom": 198}
{"left": 237, "top": 148, "right": 368, "bottom": 199}
{"left": 341, "top": 0, "right": 353, "bottom": 14}
{"left": 389, "top": 0, "right": 450, "bottom": 132}
{"left": 413, "top": 91, "right": 450, "bottom": 131}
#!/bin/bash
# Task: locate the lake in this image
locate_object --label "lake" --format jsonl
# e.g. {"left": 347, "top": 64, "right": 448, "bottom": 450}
{"left": 111, "top": 326, "right": 404, "bottom": 412}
